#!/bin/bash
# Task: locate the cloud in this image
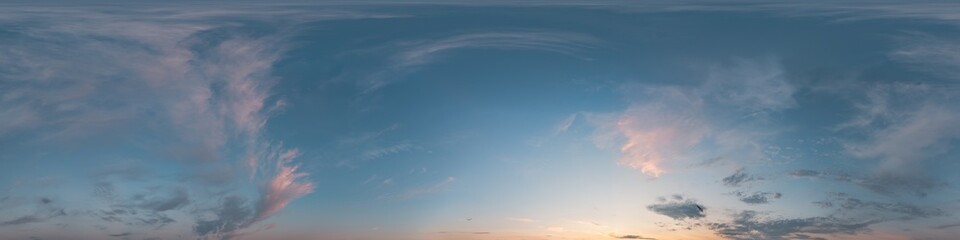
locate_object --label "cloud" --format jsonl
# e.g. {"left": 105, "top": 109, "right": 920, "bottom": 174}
{"left": 1, "top": 215, "right": 43, "bottom": 227}
{"left": 595, "top": 57, "right": 794, "bottom": 177}
{"left": 360, "top": 143, "right": 414, "bottom": 161}
{"left": 610, "top": 95, "right": 707, "bottom": 177}
{"left": 609, "top": 233, "right": 657, "bottom": 239}
{"left": 814, "top": 192, "right": 944, "bottom": 220}
{"left": 361, "top": 31, "right": 599, "bottom": 91}
{"left": 787, "top": 168, "right": 944, "bottom": 197}
{"left": 0, "top": 200, "right": 66, "bottom": 227}
{"left": 506, "top": 217, "right": 535, "bottom": 223}
{"left": 108, "top": 232, "right": 131, "bottom": 237}
{"left": 195, "top": 196, "right": 254, "bottom": 239}
{"left": 132, "top": 188, "right": 190, "bottom": 212}
{"left": 254, "top": 149, "right": 315, "bottom": 222}
{"left": 708, "top": 210, "right": 877, "bottom": 240}
{"left": 647, "top": 196, "right": 705, "bottom": 220}
{"left": 379, "top": 177, "right": 456, "bottom": 201}
{"left": 890, "top": 33, "right": 960, "bottom": 79}
{"left": 788, "top": 169, "right": 821, "bottom": 177}
{"left": 935, "top": 223, "right": 960, "bottom": 229}
{"left": 722, "top": 168, "right": 762, "bottom": 187}
{"left": 703, "top": 57, "right": 796, "bottom": 112}
{"left": 0, "top": 6, "right": 342, "bottom": 238}
{"left": 738, "top": 192, "right": 782, "bottom": 205}
{"left": 554, "top": 113, "right": 578, "bottom": 135}
{"left": 835, "top": 82, "right": 959, "bottom": 196}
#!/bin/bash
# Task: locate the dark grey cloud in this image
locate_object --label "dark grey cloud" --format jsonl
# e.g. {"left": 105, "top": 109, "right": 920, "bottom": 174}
{"left": 708, "top": 210, "right": 877, "bottom": 240}
{"left": 734, "top": 191, "right": 782, "bottom": 205}
{"left": 722, "top": 168, "right": 760, "bottom": 187}
{"left": 108, "top": 232, "right": 131, "bottom": 237}
{"left": 647, "top": 196, "right": 705, "bottom": 220}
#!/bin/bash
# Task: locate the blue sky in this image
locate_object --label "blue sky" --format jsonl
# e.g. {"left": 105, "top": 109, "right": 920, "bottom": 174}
{"left": 1, "top": 1, "right": 960, "bottom": 240}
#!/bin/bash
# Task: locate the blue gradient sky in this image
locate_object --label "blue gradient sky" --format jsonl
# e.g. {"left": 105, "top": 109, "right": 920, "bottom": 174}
{"left": 2, "top": 1, "right": 960, "bottom": 240}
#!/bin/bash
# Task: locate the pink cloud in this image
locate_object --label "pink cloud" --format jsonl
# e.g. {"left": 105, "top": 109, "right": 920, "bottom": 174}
{"left": 615, "top": 108, "right": 706, "bottom": 177}
{"left": 255, "top": 149, "right": 315, "bottom": 222}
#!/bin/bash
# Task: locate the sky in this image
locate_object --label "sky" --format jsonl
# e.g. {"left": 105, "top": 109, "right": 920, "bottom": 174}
{"left": 1, "top": 1, "right": 960, "bottom": 240}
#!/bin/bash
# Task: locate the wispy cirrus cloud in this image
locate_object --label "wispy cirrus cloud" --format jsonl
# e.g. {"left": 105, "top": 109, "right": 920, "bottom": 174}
{"left": 379, "top": 176, "right": 456, "bottom": 201}
{"left": 360, "top": 31, "right": 600, "bottom": 92}
{"left": 254, "top": 149, "right": 315, "bottom": 222}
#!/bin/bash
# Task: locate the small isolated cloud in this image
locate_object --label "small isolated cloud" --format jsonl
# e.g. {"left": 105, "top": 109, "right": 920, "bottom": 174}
{"left": 722, "top": 168, "right": 761, "bottom": 187}
{"left": 647, "top": 196, "right": 705, "bottom": 220}
{"left": 788, "top": 169, "right": 821, "bottom": 177}
{"left": 506, "top": 217, "right": 535, "bottom": 223}
{"left": 554, "top": 113, "right": 578, "bottom": 135}
{"left": 734, "top": 191, "right": 781, "bottom": 205}
{"left": 609, "top": 233, "right": 657, "bottom": 239}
